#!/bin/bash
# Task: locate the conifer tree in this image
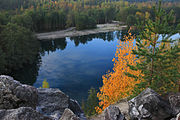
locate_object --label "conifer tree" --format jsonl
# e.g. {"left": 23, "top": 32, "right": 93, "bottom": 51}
{"left": 127, "top": 0, "right": 180, "bottom": 95}
{"left": 82, "top": 87, "right": 99, "bottom": 116}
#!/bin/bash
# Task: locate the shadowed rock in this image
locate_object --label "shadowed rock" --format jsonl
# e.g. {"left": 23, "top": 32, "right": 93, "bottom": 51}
{"left": 128, "top": 88, "right": 173, "bottom": 120}
{"left": 0, "top": 75, "right": 38, "bottom": 109}
{"left": 169, "top": 93, "right": 180, "bottom": 116}
{"left": 37, "top": 88, "right": 85, "bottom": 120}
{"left": 104, "top": 105, "right": 126, "bottom": 120}
{"left": 0, "top": 107, "right": 52, "bottom": 120}
{"left": 37, "top": 88, "right": 69, "bottom": 119}
{"left": 69, "top": 99, "right": 83, "bottom": 116}
{"left": 60, "top": 108, "right": 80, "bottom": 120}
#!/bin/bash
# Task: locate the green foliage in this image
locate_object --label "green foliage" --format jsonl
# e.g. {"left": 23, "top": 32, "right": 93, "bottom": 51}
{"left": 177, "top": 23, "right": 180, "bottom": 32}
{"left": 0, "top": 47, "right": 6, "bottom": 73}
{"left": 0, "top": 12, "right": 8, "bottom": 26}
{"left": 41, "top": 79, "right": 50, "bottom": 88}
{"left": 0, "top": 0, "right": 179, "bottom": 32}
{"left": 11, "top": 14, "right": 33, "bottom": 30}
{"left": 126, "top": 15, "right": 137, "bottom": 26}
{"left": 81, "top": 87, "right": 99, "bottom": 116}
{"left": 127, "top": 1, "right": 180, "bottom": 95}
{"left": 0, "top": 23, "right": 40, "bottom": 71}
{"left": 75, "top": 13, "right": 96, "bottom": 30}
{"left": 66, "top": 11, "right": 76, "bottom": 28}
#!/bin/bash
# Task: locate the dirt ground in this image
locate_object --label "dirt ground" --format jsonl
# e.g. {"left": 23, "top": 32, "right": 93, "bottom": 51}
{"left": 36, "top": 23, "right": 127, "bottom": 40}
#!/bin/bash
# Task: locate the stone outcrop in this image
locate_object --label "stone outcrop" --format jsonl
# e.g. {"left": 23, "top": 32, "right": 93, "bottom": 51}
{"left": 36, "top": 88, "right": 86, "bottom": 120}
{"left": 169, "top": 93, "right": 180, "bottom": 116}
{"left": 0, "top": 75, "right": 38, "bottom": 109}
{"left": 170, "top": 112, "right": 180, "bottom": 120}
{"left": 37, "top": 88, "right": 69, "bottom": 119}
{"left": 60, "top": 108, "right": 80, "bottom": 120}
{"left": 128, "top": 88, "right": 173, "bottom": 120}
{"left": 0, "top": 75, "right": 85, "bottom": 120}
{"left": 0, "top": 107, "right": 52, "bottom": 120}
{"left": 1, "top": 75, "right": 179, "bottom": 120}
{"left": 69, "top": 99, "right": 83, "bottom": 116}
{"left": 104, "top": 105, "right": 126, "bottom": 120}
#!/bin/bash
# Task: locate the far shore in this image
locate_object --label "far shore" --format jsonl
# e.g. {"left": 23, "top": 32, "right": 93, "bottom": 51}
{"left": 36, "top": 23, "right": 127, "bottom": 40}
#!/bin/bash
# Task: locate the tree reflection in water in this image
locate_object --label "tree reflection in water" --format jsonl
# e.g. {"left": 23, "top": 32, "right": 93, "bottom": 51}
{"left": 0, "top": 30, "right": 131, "bottom": 87}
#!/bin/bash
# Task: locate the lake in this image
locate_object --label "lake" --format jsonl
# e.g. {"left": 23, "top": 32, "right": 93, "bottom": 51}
{"left": 7, "top": 31, "right": 180, "bottom": 103}
{"left": 34, "top": 31, "right": 125, "bottom": 102}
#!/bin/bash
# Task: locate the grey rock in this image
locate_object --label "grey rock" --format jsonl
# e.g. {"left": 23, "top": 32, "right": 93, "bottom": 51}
{"left": 104, "top": 105, "right": 126, "bottom": 120}
{"left": 0, "top": 107, "right": 52, "bottom": 120}
{"left": 128, "top": 88, "right": 173, "bottom": 120}
{"left": 69, "top": 99, "right": 83, "bottom": 116}
{"left": 170, "top": 118, "right": 176, "bottom": 120}
{"left": 68, "top": 99, "right": 87, "bottom": 119}
{"left": 169, "top": 93, "right": 180, "bottom": 116}
{"left": 60, "top": 108, "right": 80, "bottom": 120}
{"left": 0, "top": 75, "right": 38, "bottom": 109}
{"left": 170, "top": 113, "right": 180, "bottom": 120}
{"left": 37, "top": 88, "right": 70, "bottom": 120}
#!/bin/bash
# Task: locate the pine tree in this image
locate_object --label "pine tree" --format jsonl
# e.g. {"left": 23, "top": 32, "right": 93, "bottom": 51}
{"left": 82, "top": 87, "right": 99, "bottom": 116}
{"left": 127, "top": 0, "right": 180, "bottom": 95}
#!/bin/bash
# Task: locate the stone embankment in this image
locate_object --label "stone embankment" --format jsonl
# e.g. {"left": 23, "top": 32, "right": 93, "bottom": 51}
{"left": 0, "top": 75, "right": 179, "bottom": 120}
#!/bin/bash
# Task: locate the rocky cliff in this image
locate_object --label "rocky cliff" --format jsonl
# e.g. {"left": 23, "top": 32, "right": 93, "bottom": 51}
{"left": 0, "top": 75, "right": 85, "bottom": 120}
{"left": 0, "top": 75, "right": 179, "bottom": 120}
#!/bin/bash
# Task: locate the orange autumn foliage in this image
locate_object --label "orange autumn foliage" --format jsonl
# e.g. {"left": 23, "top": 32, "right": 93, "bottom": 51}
{"left": 95, "top": 31, "right": 142, "bottom": 113}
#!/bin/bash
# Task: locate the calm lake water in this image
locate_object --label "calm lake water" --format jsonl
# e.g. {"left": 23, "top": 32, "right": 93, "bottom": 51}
{"left": 34, "top": 31, "right": 124, "bottom": 102}
{"left": 10, "top": 31, "right": 179, "bottom": 103}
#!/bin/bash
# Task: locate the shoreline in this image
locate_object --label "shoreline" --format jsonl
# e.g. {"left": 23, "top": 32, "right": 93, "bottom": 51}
{"left": 36, "top": 23, "right": 127, "bottom": 40}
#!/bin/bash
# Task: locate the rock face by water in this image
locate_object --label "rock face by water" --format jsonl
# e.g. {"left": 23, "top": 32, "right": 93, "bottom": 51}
{"left": 0, "top": 75, "right": 38, "bottom": 109}
{"left": 1, "top": 75, "right": 179, "bottom": 120}
{"left": 0, "top": 107, "right": 52, "bottom": 120}
{"left": 60, "top": 108, "right": 80, "bottom": 120}
{"left": 37, "top": 88, "right": 69, "bottom": 119}
{"left": 69, "top": 99, "right": 86, "bottom": 119}
{"left": 169, "top": 93, "right": 180, "bottom": 116}
{"left": 104, "top": 105, "right": 126, "bottom": 120}
{"left": 128, "top": 88, "right": 174, "bottom": 120}
{"left": 0, "top": 75, "right": 85, "bottom": 120}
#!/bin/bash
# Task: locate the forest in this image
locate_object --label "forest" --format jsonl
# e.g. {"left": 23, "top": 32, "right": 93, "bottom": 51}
{"left": 0, "top": 0, "right": 180, "bottom": 118}
{"left": 0, "top": 0, "right": 179, "bottom": 73}
{"left": 0, "top": 0, "right": 180, "bottom": 31}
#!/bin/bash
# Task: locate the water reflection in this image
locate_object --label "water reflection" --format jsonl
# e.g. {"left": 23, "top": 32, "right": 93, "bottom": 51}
{"left": 0, "top": 53, "right": 41, "bottom": 85}
{"left": 0, "top": 30, "right": 127, "bottom": 102}
{"left": 40, "top": 31, "right": 124, "bottom": 54}
{"left": 40, "top": 38, "right": 67, "bottom": 54}
{"left": 35, "top": 31, "right": 124, "bottom": 102}
{"left": 11, "top": 56, "right": 41, "bottom": 85}
{"left": 0, "top": 33, "right": 41, "bottom": 85}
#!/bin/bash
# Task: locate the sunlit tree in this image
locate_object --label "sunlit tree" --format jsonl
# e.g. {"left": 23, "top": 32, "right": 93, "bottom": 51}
{"left": 96, "top": 30, "right": 142, "bottom": 113}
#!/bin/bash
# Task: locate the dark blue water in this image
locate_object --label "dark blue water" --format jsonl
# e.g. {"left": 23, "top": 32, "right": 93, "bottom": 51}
{"left": 33, "top": 31, "right": 124, "bottom": 102}
{"left": 5, "top": 30, "right": 179, "bottom": 102}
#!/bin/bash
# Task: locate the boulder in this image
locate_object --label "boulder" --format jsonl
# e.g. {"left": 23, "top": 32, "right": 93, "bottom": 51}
{"left": 69, "top": 99, "right": 83, "bottom": 116}
{"left": 37, "top": 88, "right": 69, "bottom": 119}
{"left": 104, "top": 105, "right": 126, "bottom": 120}
{"left": 0, "top": 75, "right": 38, "bottom": 109}
{"left": 0, "top": 107, "right": 52, "bottom": 120}
{"left": 170, "top": 113, "right": 180, "bottom": 120}
{"left": 60, "top": 108, "right": 80, "bottom": 120}
{"left": 169, "top": 93, "right": 180, "bottom": 116}
{"left": 128, "top": 88, "right": 173, "bottom": 120}
{"left": 68, "top": 99, "right": 87, "bottom": 119}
